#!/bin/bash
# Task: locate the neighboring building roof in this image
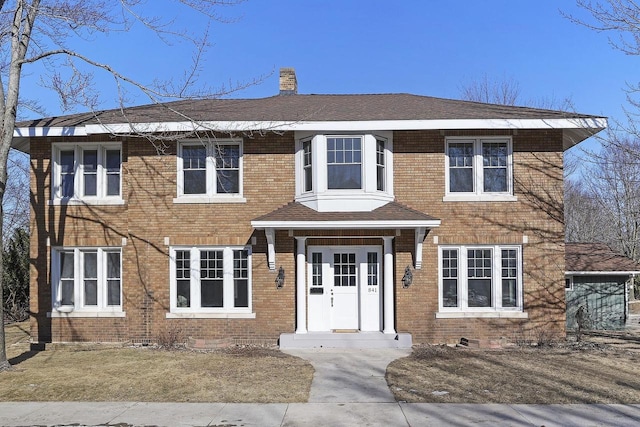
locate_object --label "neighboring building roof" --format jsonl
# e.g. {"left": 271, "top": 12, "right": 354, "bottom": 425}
{"left": 565, "top": 243, "right": 640, "bottom": 275}
{"left": 12, "top": 93, "right": 607, "bottom": 153}
{"left": 251, "top": 201, "right": 440, "bottom": 229}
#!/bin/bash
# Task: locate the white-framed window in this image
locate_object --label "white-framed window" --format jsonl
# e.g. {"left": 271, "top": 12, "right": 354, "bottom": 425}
{"left": 302, "top": 138, "right": 313, "bottom": 193}
{"left": 169, "top": 246, "right": 252, "bottom": 315}
{"left": 444, "top": 137, "right": 515, "bottom": 201}
{"left": 51, "top": 247, "right": 123, "bottom": 315}
{"left": 176, "top": 139, "right": 244, "bottom": 202}
{"left": 327, "top": 136, "right": 362, "bottom": 190}
{"left": 376, "top": 138, "right": 386, "bottom": 192}
{"left": 52, "top": 144, "right": 122, "bottom": 203}
{"left": 294, "top": 132, "right": 393, "bottom": 212}
{"left": 565, "top": 276, "right": 574, "bottom": 291}
{"left": 438, "top": 245, "right": 523, "bottom": 314}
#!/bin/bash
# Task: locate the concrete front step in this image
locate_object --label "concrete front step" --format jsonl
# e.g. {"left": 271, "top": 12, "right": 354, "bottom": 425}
{"left": 279, "top": 331, "right": 412, "bottom": 349}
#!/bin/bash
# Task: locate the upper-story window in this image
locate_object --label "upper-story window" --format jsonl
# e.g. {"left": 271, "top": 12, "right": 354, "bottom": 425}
{"left": 444, "top": 137, "right": 515, "bottom": 202}
{"left": 376, "top": 138, "right": 386, "bottom": 191}
{"left": 176, "top": 139, "right": 244, "bottom": 203}
{"left": 327, "top": 137, "right": 362, "bottom": 189}
{"left": 52, "top": 143, "right": 122, "bottom": 203}
{"left": 302, "top": 139, "right": 313, "bottom": 192}
{"left": 295, "top": 132, "right": 393, "bottom": 212}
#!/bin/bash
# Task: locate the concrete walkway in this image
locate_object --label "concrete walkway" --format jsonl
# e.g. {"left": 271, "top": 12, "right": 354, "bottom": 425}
{"left": 0, "top": 348, "right": 639, "bottom": 426}
{"left": 281, "top": 348, "right": 409, "bottom": 403}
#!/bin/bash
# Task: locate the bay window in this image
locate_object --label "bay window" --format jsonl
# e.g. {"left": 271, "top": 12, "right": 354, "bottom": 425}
{"left": 295, "top": 132, "right": 393, "bottom": 212}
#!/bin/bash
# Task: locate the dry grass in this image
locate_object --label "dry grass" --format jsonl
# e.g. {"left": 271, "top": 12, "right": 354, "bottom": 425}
{"left": 1, "top": 322, "right": 313, "bottom": 402}
{"left": 387, "top": 340, "right": 640, "bottom": 404}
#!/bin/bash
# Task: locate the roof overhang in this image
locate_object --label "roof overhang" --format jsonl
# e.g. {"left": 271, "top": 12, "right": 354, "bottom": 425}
{"left": 12, "top": 117, "right": 607, "bottom": 154}
{"left": 566, "top": 271, "right": 640, "bottom": 276}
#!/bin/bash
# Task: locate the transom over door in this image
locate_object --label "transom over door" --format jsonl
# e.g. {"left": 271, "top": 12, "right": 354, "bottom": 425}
{"left": 307, "top": 246, "right": 382, "bottom": 332}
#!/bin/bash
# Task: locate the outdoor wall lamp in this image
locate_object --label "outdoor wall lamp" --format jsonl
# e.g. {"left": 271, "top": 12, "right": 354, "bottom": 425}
{"left": 402, "top": 265, "right": 413, "bottom": 288}
{"left": 275, "top": 266, "right": 285, "bottom": 289}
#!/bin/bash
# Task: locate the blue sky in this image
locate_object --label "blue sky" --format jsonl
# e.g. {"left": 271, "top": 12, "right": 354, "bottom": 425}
{"left": 20, "top": 0, "right": 635, "bottom": 135}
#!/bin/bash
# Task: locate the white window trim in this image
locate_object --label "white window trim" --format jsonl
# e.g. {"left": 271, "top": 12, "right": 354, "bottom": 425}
{"left": 51, "top": 143, "right": 123, "bottom": 204}
{"left": 565, "top": 275, "right": 574, "bottom": 291}
{"left": 443, "top": 137, "right": 517, "bottom": 202}
{"left": 294, "top": 131, "right": 394, "bottom": 212}
{"left": 174, "top": 139, "right": 246, "bottom": 203}
{"left": 168, "top": 245, "right": 253, "bottom": 317}
{"left": 437, "top": 245, "right": 524, "bottom": 315}
{"left": 50, "top": 247, "right": 123, "bottom": 317}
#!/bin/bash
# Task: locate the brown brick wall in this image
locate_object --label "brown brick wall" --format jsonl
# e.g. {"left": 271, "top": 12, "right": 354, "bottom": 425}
{"left": 30, "top": 128, "right": 566, "bottom": 344}
{"left": 393, "top": 130, "right": 565, "bottom": 343}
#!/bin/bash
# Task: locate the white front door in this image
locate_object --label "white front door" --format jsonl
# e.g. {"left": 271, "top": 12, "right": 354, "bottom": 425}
{"left": 307, "top": 246, "right": 382, "bottom": 332}
{"left": 330, "top": 251, "right": 359, "bottom": 329}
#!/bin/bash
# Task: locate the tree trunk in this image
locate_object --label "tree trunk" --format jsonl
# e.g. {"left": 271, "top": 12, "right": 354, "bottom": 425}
{"left": 0, "top": 0, "right": 40, "bottom": 371}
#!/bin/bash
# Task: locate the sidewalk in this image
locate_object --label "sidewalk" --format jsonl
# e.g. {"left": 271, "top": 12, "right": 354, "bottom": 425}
{"left": 0, "top": 348, "right": 639, "bottom": 426}
{"left": 1, "top": 401, "right": 639, "bottom": 426}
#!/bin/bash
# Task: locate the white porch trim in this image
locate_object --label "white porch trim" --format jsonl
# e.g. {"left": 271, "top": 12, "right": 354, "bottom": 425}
{"left": 383, "top": 236, "right": 396, "bottom": 334}
{"left": 295, "top": 237, "right": 307, "bottom": 334}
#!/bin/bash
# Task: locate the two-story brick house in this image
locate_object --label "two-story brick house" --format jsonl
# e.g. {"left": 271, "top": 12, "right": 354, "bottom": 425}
{"left": 14, "top": 69, "right": 606, "bottom": 347}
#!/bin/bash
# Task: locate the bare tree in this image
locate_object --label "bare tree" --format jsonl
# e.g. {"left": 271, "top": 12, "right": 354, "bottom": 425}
{"left": 459, "top": 74, "right": 575, "bottom": 110}
{"left": 3, "top": 149, "right": 29, "bottom": 241}
{"left": 0, "top": 0, "right": 250, "bottom": 372}
{"left": 566, "top": 1, "right": 640, "bottom": 138}
{"left": 578, "top": 137, "right": 640, "bottom": 261}
{"left": 564, "top": 178, "right": 611, "bottom": 243}
{"left": 459, "top": 74, "right": 521, "bottom": 106}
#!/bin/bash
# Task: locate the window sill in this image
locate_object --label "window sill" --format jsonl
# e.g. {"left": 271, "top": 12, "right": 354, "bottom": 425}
{"left": 49, "top": 198, "right": 126, "bottom": 206}
{"left": 173, "top": 196, "right": 247, "bottom": 204}
{"left": 442, "top": 194, "right": 518, "bottom": 202}
{"left": 436, "top": 311, "right": 528, "bottom": 319}
{"left": 48, "top": 310, "right": 126, "bottom": 318}
{"left": 166, "top": 312, "right": 256, "bottom": 319}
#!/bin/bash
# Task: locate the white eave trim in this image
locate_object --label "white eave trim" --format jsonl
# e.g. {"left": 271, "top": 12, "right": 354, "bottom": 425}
{"left": 566, "top": 271, "right": 640, "bottom": 276}
{"left": 14, "top": 117, "right": 607, "bottom": 136}
{"left": 251, "top": 219, "right": 441, "bottom": 230}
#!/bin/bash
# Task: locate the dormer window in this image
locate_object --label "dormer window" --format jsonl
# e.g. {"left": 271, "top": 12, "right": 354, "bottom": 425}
{"left": 295, "top": 132, "right": 394, "bottom": 212}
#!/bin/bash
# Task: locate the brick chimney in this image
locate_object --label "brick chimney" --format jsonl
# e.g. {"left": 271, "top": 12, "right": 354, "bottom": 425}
{"left": 279, "top": 67, "right": 297, "bottom": 95}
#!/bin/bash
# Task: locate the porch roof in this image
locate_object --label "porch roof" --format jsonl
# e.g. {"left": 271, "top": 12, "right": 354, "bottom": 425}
{"left": 251, "top": 201, "right": 441, "bottom": 230}
{"left": 251, "top": 201, "right": 439, "bottom": 271}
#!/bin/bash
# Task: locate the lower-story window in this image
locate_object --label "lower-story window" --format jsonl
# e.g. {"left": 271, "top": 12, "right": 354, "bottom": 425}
{"left": 170, "top": 246, "right": 251, "bottom": 313}
{"left": 439, "top": 245, "right": 522, "bottom": 312}
{"left": 52, "top": 247, "right": 122, "bottom": 313}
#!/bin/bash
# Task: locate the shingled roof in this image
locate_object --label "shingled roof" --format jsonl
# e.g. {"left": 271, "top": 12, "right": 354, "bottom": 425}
{"left": 17, "top": 93, "right": 600, "bottom": 128}
{"left": 252, "top": 201, "right": 439, "bottom": 228}
{"left": 566, "top": 243, "right": 640, "bottom": 274}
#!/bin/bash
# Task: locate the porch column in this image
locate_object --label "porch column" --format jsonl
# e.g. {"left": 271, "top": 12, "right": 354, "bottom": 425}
{"left": 383, "top": 236, "right": 396, "bottom": 334}
{"left": 295, "top": 237, "right": 307, "bottom": 334}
